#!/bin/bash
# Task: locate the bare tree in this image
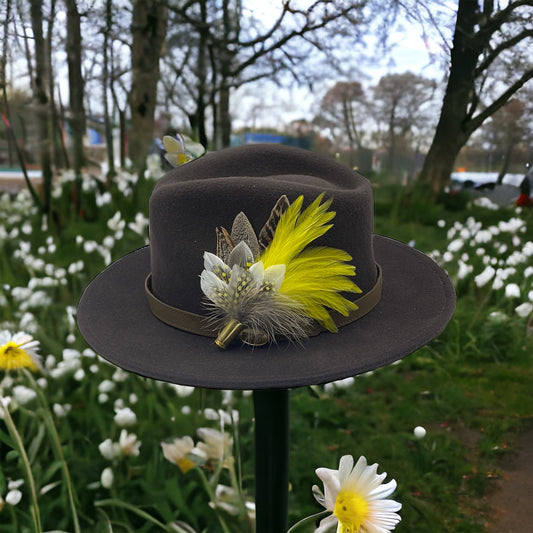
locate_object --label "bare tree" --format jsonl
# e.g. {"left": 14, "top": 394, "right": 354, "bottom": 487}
{"left": 372, "top": 72, "right": 436, "bottom": 175}
{"left": 482, "top": 99, "right": 528, "bottom": 183}
{"left": 314, "top": 81, "right": 368, "bottom": 166}
{"left": 167, "top": 0, "right": 368, "bottom": 149}
{"left": 416, "top": 0, "right": 533, "bottom": 194}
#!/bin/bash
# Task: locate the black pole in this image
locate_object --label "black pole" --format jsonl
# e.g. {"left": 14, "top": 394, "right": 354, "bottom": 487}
{"left": 253, "top": 388, "right": 290, "bottom": 533}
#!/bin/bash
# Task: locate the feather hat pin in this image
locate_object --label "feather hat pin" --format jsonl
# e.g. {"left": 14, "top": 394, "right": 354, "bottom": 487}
{"left": 200, "top": 194, "right": 362, "bottom": 348}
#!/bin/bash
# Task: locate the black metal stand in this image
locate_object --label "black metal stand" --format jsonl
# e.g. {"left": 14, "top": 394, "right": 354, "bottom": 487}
{"left": 253, "top": 388, "right": 290, "bottom": 533}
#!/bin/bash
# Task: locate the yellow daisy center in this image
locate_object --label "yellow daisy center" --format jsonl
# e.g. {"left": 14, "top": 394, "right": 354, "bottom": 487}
{"left": 0, "top": 342, "right": 38, "bottom": 371}
{"left": 334, "top": 489, "right": 369, "bottom": 533}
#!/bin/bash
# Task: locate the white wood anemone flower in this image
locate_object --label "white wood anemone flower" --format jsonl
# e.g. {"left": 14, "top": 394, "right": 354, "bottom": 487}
{"left": 162, "top": 134, "right": 206, "bottom": 167}
{"left": 312, "top": 455, "right": 401, "bottom": 533}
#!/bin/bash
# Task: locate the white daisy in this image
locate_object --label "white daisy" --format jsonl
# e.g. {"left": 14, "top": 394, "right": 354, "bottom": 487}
{"left": 0, "top": 331, "right": 41, "bottom": 372}
{"left": 313, "top": 455, "right": 401, "bottom": 533}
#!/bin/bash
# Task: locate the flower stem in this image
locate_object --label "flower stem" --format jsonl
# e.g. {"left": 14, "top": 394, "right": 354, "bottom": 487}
{"left": 286, "top": 510, "right": 330, "bottom": 533}
{"left": 24, "top": 370, "right": 81, "bottom": 533}
{"left": 193, "top": 467, "right": 233, "bottom": 533}
{"left": 0, "top": 395, "right": 42, "bottom": 533}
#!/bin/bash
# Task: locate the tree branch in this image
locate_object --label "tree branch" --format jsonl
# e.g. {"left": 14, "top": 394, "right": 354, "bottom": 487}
{"left": 475, "top": 27, "right": 533, "bottom": 77}
{"left": 466, "top": 67, "right": 533, "bottom": 135}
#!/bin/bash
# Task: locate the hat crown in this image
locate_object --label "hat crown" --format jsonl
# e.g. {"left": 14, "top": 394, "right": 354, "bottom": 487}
{"left": 148, "top": 144, "right": 377, "bottom": 315}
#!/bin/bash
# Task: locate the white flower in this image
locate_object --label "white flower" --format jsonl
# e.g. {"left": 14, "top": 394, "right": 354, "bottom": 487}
{"left": 447, "top": 239, "right": 464, "bottom": 253}
{"left": 161, "top": 436, "right": 204, "bottom": 473}
{"left": 98, "top": 379, "right": 115, "bottom": 393}
{"left": 492, "top": 276, "right": 504, "bottom": 291}
{"left": 99, "top": 438, "right": 120, "bottom": 460}
{"left": 196, "top": 427, "right": 233, "bottom": 464}
{"left": 488, "top": 311, "right": 509, "bottom": 324}
{"left": 101, "top": 467, "right": 114, "bottom": 489}
{"left": 442, "top": 251, "right": 453, "bottom": 263}
{"left": 114, "top": 407, "right": 137, "bottom": 427}
{"left": 98, "top": 393, "right": 109, "bottom": 404}
{"left": 128, "top": 213, "right": 149, "bottom": 236}
{"left": 0, "top": 331, "right": 41, "bottom": 371}
{"left": 474, "top": 266, "right": 495, "bottom": 288}
{"left": 119, "top": 429, "right": 141, "bottom": 457}
{"left": 107, "top": 211, "right": 125, "bottom": 232}
{"left": 505, "top": 283, "right": 520, "bottom": 299}
{"left": 474, "top": 230, "right": 492, "bottom": 244}
{"left": 515, "top": 302, "right": 533, "bottom": 318}
{"left": 103, "top": 236, "right": 115, "bottom": 249}
{"left": 12, "top": 385, "right": 37, "bottom": 405}
{"left": 53, "top": 403, "right": 71, "bottom": 418}
{"left": 83, "top": 240, "right": 98, "bottom": 253}
{"left": 413, "top": 426, "right": 427, "bottom": 439}
{"left": 457, "top": 260, "right": 473, "bottom": 280}
{"left": 170, "top": 384, "right": 195, "bottom": 397}
{"left": 313, "top": 455, "right": 401, "bottom": 533}
{"left": 8, "top": 479, "right": 24, "bottom": 490}
{"left": 112, "top": 368, "right": 129, "bottom": 382}
{"left": 498, "top": 217, "right": 524, "bottom": 233}
{"left": 5, "top": 489, "right": 22, "bottom": 506}
{"left": 203, "top": 407, "right": 219, "bottom": 420}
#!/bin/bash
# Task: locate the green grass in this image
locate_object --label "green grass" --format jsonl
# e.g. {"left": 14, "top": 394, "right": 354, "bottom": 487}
{"left": 1, "top": 166, "right": 532, "bottom": 532}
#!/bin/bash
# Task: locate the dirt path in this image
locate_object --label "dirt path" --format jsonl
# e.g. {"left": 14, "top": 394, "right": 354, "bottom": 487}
{"left": 484, "top": 429, "right": 533, "bottom": 532}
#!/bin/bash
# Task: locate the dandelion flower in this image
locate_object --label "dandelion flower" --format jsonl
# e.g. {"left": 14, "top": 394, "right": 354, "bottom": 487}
{"left": 0, "top": 331, "right": 41, "bottom": 372}
{"left": 313, "top": 455, "right": 401, "bottom": 533}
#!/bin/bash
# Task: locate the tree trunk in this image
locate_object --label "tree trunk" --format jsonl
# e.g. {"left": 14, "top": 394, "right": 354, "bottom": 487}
{"left": 128, "top": 0, "right": 168, "bottom": 172}
{"left": 29, "top": 0, "right": 54, "bottom": 215}
{"left": 46, "top": 0, "right": 64, "bottom": 170}
{"left": 418, "top": 0, "right": 481, "bottom": 195}
{"left": 195, "top": 0, "right": 208, "bottom": 148}
{"left": 65, "top": 0, "right": 86, "bottom": 214}
{"left": 103, "top": 0, "right": 115, "bottom": 178}
{"left": 217, "top": 82, "right": 231, "bottom": 149}
{"left": 496, "top": 142, "right": 514, "bottom": 184}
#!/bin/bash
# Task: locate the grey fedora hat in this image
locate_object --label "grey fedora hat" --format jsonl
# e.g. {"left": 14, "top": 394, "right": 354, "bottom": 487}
{"left": 77, "top": 144, "right": 455, "bottom": 390}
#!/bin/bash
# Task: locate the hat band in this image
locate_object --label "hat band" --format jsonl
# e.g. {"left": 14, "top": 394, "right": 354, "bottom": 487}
{"left": 144, "top": 265, "right": 382, "bottom": 342}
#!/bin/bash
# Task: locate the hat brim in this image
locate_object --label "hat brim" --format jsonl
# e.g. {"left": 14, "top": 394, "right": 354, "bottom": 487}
{"left": 77, "top": 235, "right": 455, "bottom": 390}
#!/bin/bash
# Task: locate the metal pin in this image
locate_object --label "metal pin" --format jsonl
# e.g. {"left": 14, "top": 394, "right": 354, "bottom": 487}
{"left": 215, "top": 318, "right": 246, "bottom": 349}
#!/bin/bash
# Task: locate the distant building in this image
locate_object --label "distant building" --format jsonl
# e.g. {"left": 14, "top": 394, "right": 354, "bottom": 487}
{"left": 231, "top": 131, "right": 312, "bottom": 150}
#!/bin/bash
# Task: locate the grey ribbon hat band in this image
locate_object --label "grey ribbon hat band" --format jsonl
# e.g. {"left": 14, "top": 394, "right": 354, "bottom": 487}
{"left": 145, "top": 264, "right": 383, "bottom": 344}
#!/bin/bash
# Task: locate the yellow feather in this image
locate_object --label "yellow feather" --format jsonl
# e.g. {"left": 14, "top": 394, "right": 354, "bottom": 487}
{"left": 260, "top": 194, "right": 335, "bottom": 268}
{"left": 259, "top": 195, "right": 361, "bottom": 332}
